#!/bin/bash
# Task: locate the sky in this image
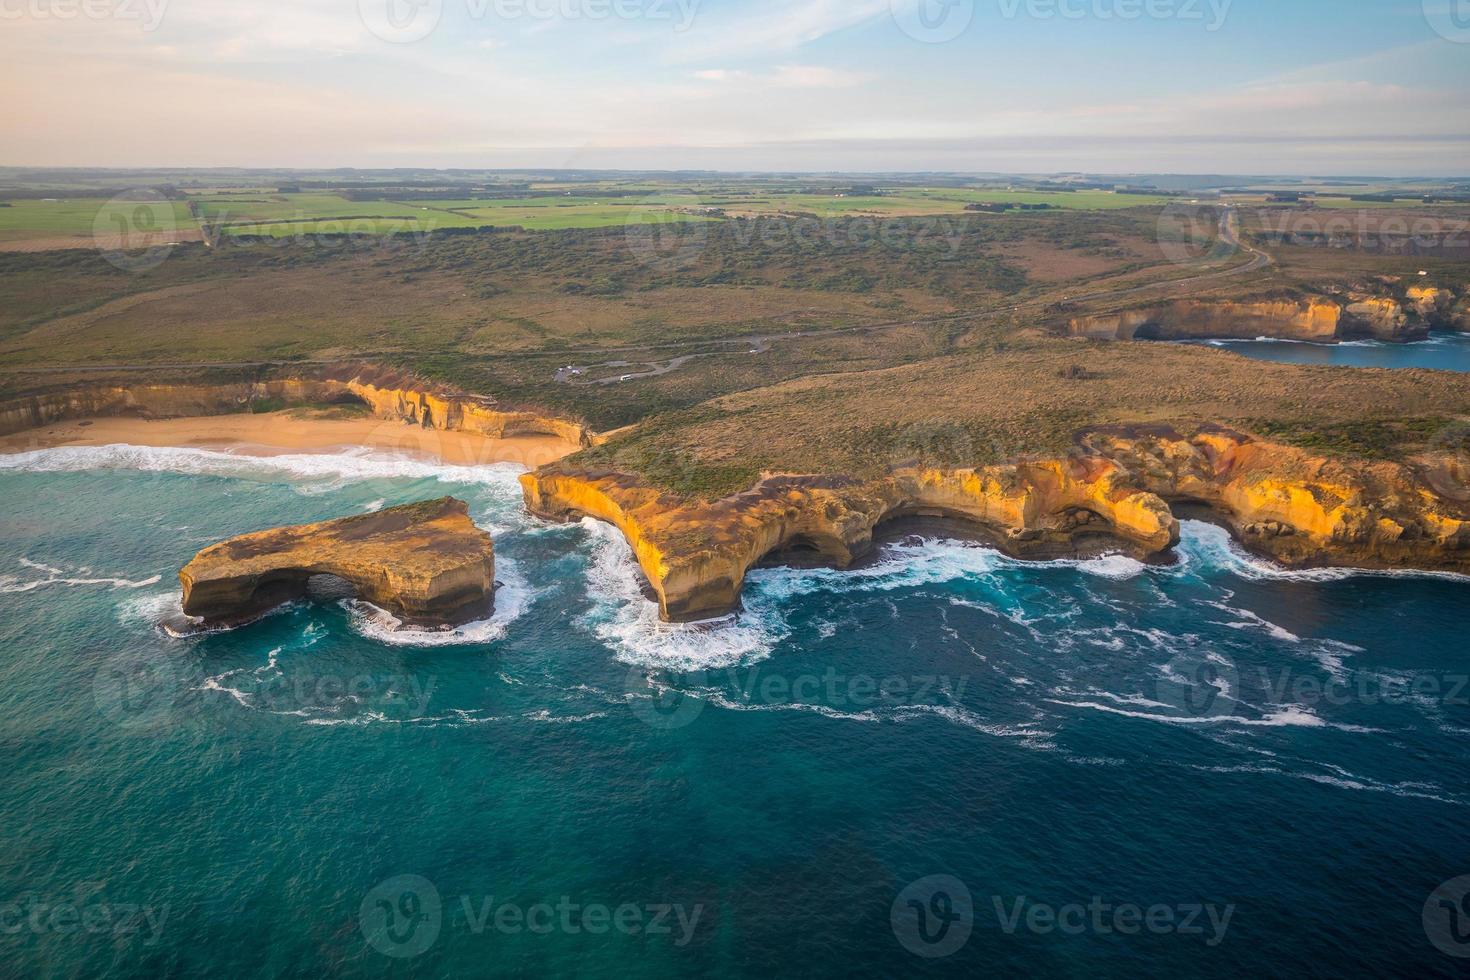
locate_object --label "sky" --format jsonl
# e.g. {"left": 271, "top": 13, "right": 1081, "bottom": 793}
{"left": 2, "top": 0, "right": 1468, "bottom": 175}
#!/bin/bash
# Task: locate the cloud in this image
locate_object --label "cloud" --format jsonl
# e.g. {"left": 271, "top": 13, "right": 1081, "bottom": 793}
{"left": 663, "top": 0, "right": 892, "bottom": 63}
{"left": 691, "top": 64, "right": 868, "bottom": 88}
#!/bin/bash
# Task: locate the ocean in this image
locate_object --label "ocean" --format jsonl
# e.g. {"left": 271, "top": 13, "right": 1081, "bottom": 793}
{"left": 1, "top": 445, "right": 1468, "bottom": 977}
{"left": 1192, "top": 330, "right": 1470, "bottom": 372}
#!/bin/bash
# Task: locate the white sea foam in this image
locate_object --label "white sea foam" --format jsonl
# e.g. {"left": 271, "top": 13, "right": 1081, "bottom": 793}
{"left": 1046, "top": 698, "right": 1379, "bottom": 733}
{"left": 344, "top": 556, "right": 532, "bottom": 647}
{"left": 1204, "top": 600, "right": 1301, "bottom": 643}
{"left": 1, "top": 557, "right": 161, "bottom": 595}
{"left": 1058, "top": 688, "right": 1176, "bottom": 711}
{"left": 888, "top": 704, "right": 1057, "bottom": 747}
{"left": 578, "top": 518, "right": 786, "bottom": 669}
{"left": 1182, "top": 761, "right": 1463, "bottom": 806}
{"left": 197, "top": 642, "right": 286, "bottom": 709}
{"left": 117, "top": 590, "right": 187, "bottom": 626}
{"left": 0, "top": 444, "right": 527, "bottom": 495}
{"left": 1180, "top": 520, "right": 1470, "bottom": 584}
{"left": 749, "top": 537, "right": 1146, "bottom": 604}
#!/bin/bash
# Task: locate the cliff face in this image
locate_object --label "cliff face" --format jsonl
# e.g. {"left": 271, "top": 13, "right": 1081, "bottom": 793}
{"left": 0, "top": 379, "right": 328, "bottom": 438}
{"left": 179, "top": 497, "right": 495, "bottom": 630}
{"left": 524, "top": 427, "right": 1469, "bottom": 622}
{"left": 1443, "top": 289, "right": 1470, "bottom": 332}
{"left": 1067, "top": 288, "right": 1469, "bottom": 344}
{"left": 1406, "top": 286, "right": 1454, "bottom": 325}
{"left": 1341, "top": 296, "right": 1420, "bottom": 341}
{"left": 1083, "top": 425, "right": 1469, "bottom": 571}
{"left": 1067, "top": 299, "right": 1341, "bottom": 342}
{"left": 522, "top": 459, "right": 1179, "bottom": 622}
{"left": 341, "top": 377, "right": 592, "bottom": 446}
{"left": 0, "top": 367, "right": 594, "bottom": 446}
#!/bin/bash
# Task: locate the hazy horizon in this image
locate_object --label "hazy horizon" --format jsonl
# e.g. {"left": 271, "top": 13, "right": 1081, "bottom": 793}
{"left": 3, "top": 0, "right": 1468, "bottom": 175}
{"left": 3, "top": 165, "right": 1469, "bottom": 181}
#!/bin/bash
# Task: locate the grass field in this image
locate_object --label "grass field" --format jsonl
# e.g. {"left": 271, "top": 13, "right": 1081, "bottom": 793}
{"left": 226, "top": 214, "right": 481, "bottom": 237}
{"left": 0, "top": 198, "right": 195, "bottom": 245}
{"left": 0, "top": 185, "right": 1183, "bottom": 247}
{"left": 192, "top": 193, "right": 437, "bottom": 224}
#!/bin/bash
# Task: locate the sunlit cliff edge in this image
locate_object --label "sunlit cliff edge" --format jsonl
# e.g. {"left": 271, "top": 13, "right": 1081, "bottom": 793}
{"left": 1067, "top": 287, "right": 1468, "bottom": 343}
{"left": 523, "top": 425, "right": 1470, "bottom": 622}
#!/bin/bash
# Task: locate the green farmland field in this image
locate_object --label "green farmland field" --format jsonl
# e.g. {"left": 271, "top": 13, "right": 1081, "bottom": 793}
{"left": 0, "top": 197, "right": 195, "bottom": 244}
{"left": 0, "top": 184, "right": 1178, "bottom": 247}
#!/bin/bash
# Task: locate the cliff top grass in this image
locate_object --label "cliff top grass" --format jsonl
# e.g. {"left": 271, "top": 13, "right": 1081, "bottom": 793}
{"left": 2, "top": 202, "right": 1468, "bottom": 497}
{"left": 566, "top": 339, "right": 1470, "bottom": 499}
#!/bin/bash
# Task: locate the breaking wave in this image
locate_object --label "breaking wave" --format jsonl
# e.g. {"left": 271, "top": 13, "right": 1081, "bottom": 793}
{"left": 0, "top": 443, "right": 527, "bottom": 498}
{"left": 344, "top": 556, "right": 533, "bottom": 647}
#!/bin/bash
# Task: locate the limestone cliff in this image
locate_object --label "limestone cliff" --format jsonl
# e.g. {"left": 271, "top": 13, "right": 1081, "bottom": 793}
{"left": 1406, "top": 286, "right": 1455, "bottom": 325}
{"left": 340, "top": 375, "right": 592, "bottom": 446}
{"left": 522, "top": 460, "right": 1178, "bottom": 622}
{"left": 0, "top": 366, "right": 594, "bottom": 446}
{"left": 1081, "top": 425, "right": 1469, "bottom": 572}
{"left": 1341, "top": 296, "right": 1421, "bottom": 341}
{"left": 1067, "top": 299, "right": 1342, "bottom": 342}
{"left": 524, "top": 426, "right": 1469, "bottom": 622}
{"left": 1446, "top": 290, "right": 1470, "bottom": 332}
{"left": 1066, "top": 288, "right": 1469, "bottom": 344}
{"left": 178, "top": 497, "right": 495, "bottom": 630}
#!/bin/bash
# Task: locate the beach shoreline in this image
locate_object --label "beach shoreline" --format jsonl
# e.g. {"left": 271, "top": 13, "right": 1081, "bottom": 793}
{"left": 0, "top": 409, "right": 581, "bottom": 470}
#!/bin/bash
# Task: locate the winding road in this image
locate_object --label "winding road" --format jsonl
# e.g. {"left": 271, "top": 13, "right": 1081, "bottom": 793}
{"left": 551, "top": 206, "right": 1273, "bottom": 386}
{"left": 5, "top": 207, "right": 1272, "bottom": 386}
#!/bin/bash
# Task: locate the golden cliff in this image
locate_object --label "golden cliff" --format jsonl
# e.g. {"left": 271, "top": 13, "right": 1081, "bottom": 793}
{"left": 1082, "top": 425, "right": 1469, "bottom": 572}
{"left": 178, "top": 497, "right": 495, "bottom": 630}
{"left": 522, "top": 459, "right": 1179, "bottom": 622}
{"left": 1341, "top": 296, "right": 1419, "bottom": 340}
{"left": 1067, "top": 289, "right": 1467, "bottom": 344}
{"left": 0, "top": 366, "right": 594, "bottom": 446}
{"left": 523, "top": 426, "right": 1469, "bottom": 622}
{"left": 1067, "top": 299, "right": 1342, "bottom": 342}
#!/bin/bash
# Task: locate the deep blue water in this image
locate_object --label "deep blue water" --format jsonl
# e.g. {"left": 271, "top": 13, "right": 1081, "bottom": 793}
{"left": 1195, "top": 331, "right": 1470, "bottom": 371}
{"left": 1, "top": 445, "right": 1469, "bottom": 978}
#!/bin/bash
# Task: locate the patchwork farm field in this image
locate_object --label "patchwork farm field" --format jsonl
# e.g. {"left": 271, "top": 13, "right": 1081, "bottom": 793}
{"left": 0, "top": 183, "right": 1181, "bottom": 249}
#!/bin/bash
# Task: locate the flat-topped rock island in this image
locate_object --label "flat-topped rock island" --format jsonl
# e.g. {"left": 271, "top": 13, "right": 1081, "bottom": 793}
{"left": 176, "top": 497, "right": 496, "bottom": 632}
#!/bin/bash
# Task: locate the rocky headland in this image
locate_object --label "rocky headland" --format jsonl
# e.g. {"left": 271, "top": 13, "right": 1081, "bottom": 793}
{"left": 523, "top": 424, "right": 1470, "bottom": 622}
{"left": 177, "top": 497, "right": 496, "bottom": 631}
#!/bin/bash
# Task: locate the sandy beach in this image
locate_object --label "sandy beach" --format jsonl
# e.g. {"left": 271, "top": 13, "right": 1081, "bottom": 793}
{"left": 0, "top": 409, "right": 582, "bottom": 470}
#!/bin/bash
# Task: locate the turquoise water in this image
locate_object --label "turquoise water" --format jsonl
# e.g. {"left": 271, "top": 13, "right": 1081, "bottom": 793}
{"left": 1195, "top": 331, "right": 1470, "bottom": 371}
{"left": 2, "top": 445, "right": 1469, "bottom": 977}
